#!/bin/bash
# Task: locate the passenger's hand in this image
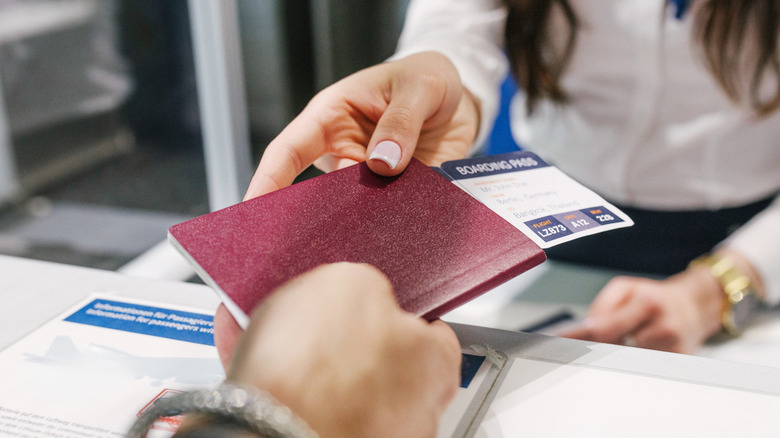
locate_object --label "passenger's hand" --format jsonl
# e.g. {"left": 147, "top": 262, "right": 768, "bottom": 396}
{"left": 225, "top": 263, "right": 461, "bottom": 438}
{"left": 560, "top": 270, "right": 725, "bottom": 353}
{"left": 213, "top": 303, "right": 242, "bottom": 370}
{"left": 244, "top": 51, "right": 480, "bottom": 200}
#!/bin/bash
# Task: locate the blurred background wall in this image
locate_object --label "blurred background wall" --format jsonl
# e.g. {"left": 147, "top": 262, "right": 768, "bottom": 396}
{"left": 0, "top": 0, "right": 410, "bottom": 270}
{"left": 238, "top": 0, "right": 410, "bottom": 147}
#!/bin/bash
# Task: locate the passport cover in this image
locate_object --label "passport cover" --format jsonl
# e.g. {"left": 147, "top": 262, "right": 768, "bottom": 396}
{"left": 168, "top": 159, "right": 546, "bottom": 328}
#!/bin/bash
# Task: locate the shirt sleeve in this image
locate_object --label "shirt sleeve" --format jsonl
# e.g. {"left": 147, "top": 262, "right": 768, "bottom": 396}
{"left": 389, "top": 0, "right": 509, "bottom": 151}
{"left": 720, "top": 195, "right": 780, "bottom": 306}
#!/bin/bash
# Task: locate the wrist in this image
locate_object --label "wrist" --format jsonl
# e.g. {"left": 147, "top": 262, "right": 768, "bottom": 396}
{"left": 231, "top": 372, "right": 369, "bottom": 438}
{"left": 689, "top": 252, "right": 760, "bottom": 336}
{"left": 681, "top": 263, "right": 727, "bottom": 338}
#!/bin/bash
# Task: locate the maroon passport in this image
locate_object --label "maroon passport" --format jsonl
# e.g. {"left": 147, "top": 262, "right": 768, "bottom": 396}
{"left": 168, "top": 159, "right": 545, "bottom": 327}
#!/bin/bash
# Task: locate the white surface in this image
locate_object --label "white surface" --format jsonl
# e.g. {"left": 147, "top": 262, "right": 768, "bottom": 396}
{"left": 452, "top": 322, "right": 780, "bottom": 438}
{"left": 477, "top": 357, "right": 780, "bottom": 437}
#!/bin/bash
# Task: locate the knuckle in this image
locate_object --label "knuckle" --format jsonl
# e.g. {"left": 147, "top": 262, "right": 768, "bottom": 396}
{"left": 386, "top": 104, "right": 418, "bottom": 128}
{"left": 277, "top": 141, "right": 306, "bottom": 174}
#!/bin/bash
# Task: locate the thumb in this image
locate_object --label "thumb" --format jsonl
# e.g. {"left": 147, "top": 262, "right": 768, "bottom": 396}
{"left": 365, "top": 91, "right": 432, "bottom": 175}
{"left": 365, "top": 55, "right": 463, "bottom": 176}
{"left": 213, "top": 304, "right": 243, "bottom": 371}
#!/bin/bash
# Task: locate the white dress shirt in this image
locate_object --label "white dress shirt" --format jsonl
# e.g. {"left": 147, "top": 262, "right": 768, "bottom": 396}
{"left": 393, "top": 0, "right": 780, "bottom": 304}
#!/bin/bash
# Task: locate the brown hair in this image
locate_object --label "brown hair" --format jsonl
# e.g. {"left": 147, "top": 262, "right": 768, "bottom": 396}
{"left": 503, "top": 0, "right": 780, "bottom": 116}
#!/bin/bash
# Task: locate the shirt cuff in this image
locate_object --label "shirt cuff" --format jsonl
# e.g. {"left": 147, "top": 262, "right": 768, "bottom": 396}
{"left": 720, "top": 196, "right": 780, "bottom": 306}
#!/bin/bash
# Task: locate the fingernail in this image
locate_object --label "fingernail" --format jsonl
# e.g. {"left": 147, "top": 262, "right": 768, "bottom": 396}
{"left": 369, "top": 140, "right": 401, "bottom": 169}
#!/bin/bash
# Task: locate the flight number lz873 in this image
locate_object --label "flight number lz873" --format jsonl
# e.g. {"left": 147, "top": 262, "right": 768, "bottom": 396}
{"left": 538, "top": 224, "right": 568, "bottom": 237}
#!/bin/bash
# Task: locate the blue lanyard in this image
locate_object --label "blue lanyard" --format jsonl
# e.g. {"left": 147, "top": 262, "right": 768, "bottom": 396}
{"left": 670, "top": 0, "right": 690, "bottom": 20}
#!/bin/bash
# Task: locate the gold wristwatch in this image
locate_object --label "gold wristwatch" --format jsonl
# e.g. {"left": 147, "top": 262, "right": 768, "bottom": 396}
{"left": 690, "top": 254, "right": 758, "bottom": 336}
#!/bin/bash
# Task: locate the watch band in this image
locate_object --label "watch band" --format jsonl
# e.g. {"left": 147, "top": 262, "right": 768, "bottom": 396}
{"left": 690, "top": 254, "right": 757, "bottom": 336}
{"left": 127, "top": 381, "right": 319, "bottom": 438}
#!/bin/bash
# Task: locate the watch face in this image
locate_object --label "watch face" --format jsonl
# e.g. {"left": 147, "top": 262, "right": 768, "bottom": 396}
{"left": 731, "top": 291, "right": 758, "bottom": 330}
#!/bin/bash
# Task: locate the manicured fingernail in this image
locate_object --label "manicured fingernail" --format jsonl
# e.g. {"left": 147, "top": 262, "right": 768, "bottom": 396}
{"left": 369, "top": 140, "right": 401, "bottom": 169}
